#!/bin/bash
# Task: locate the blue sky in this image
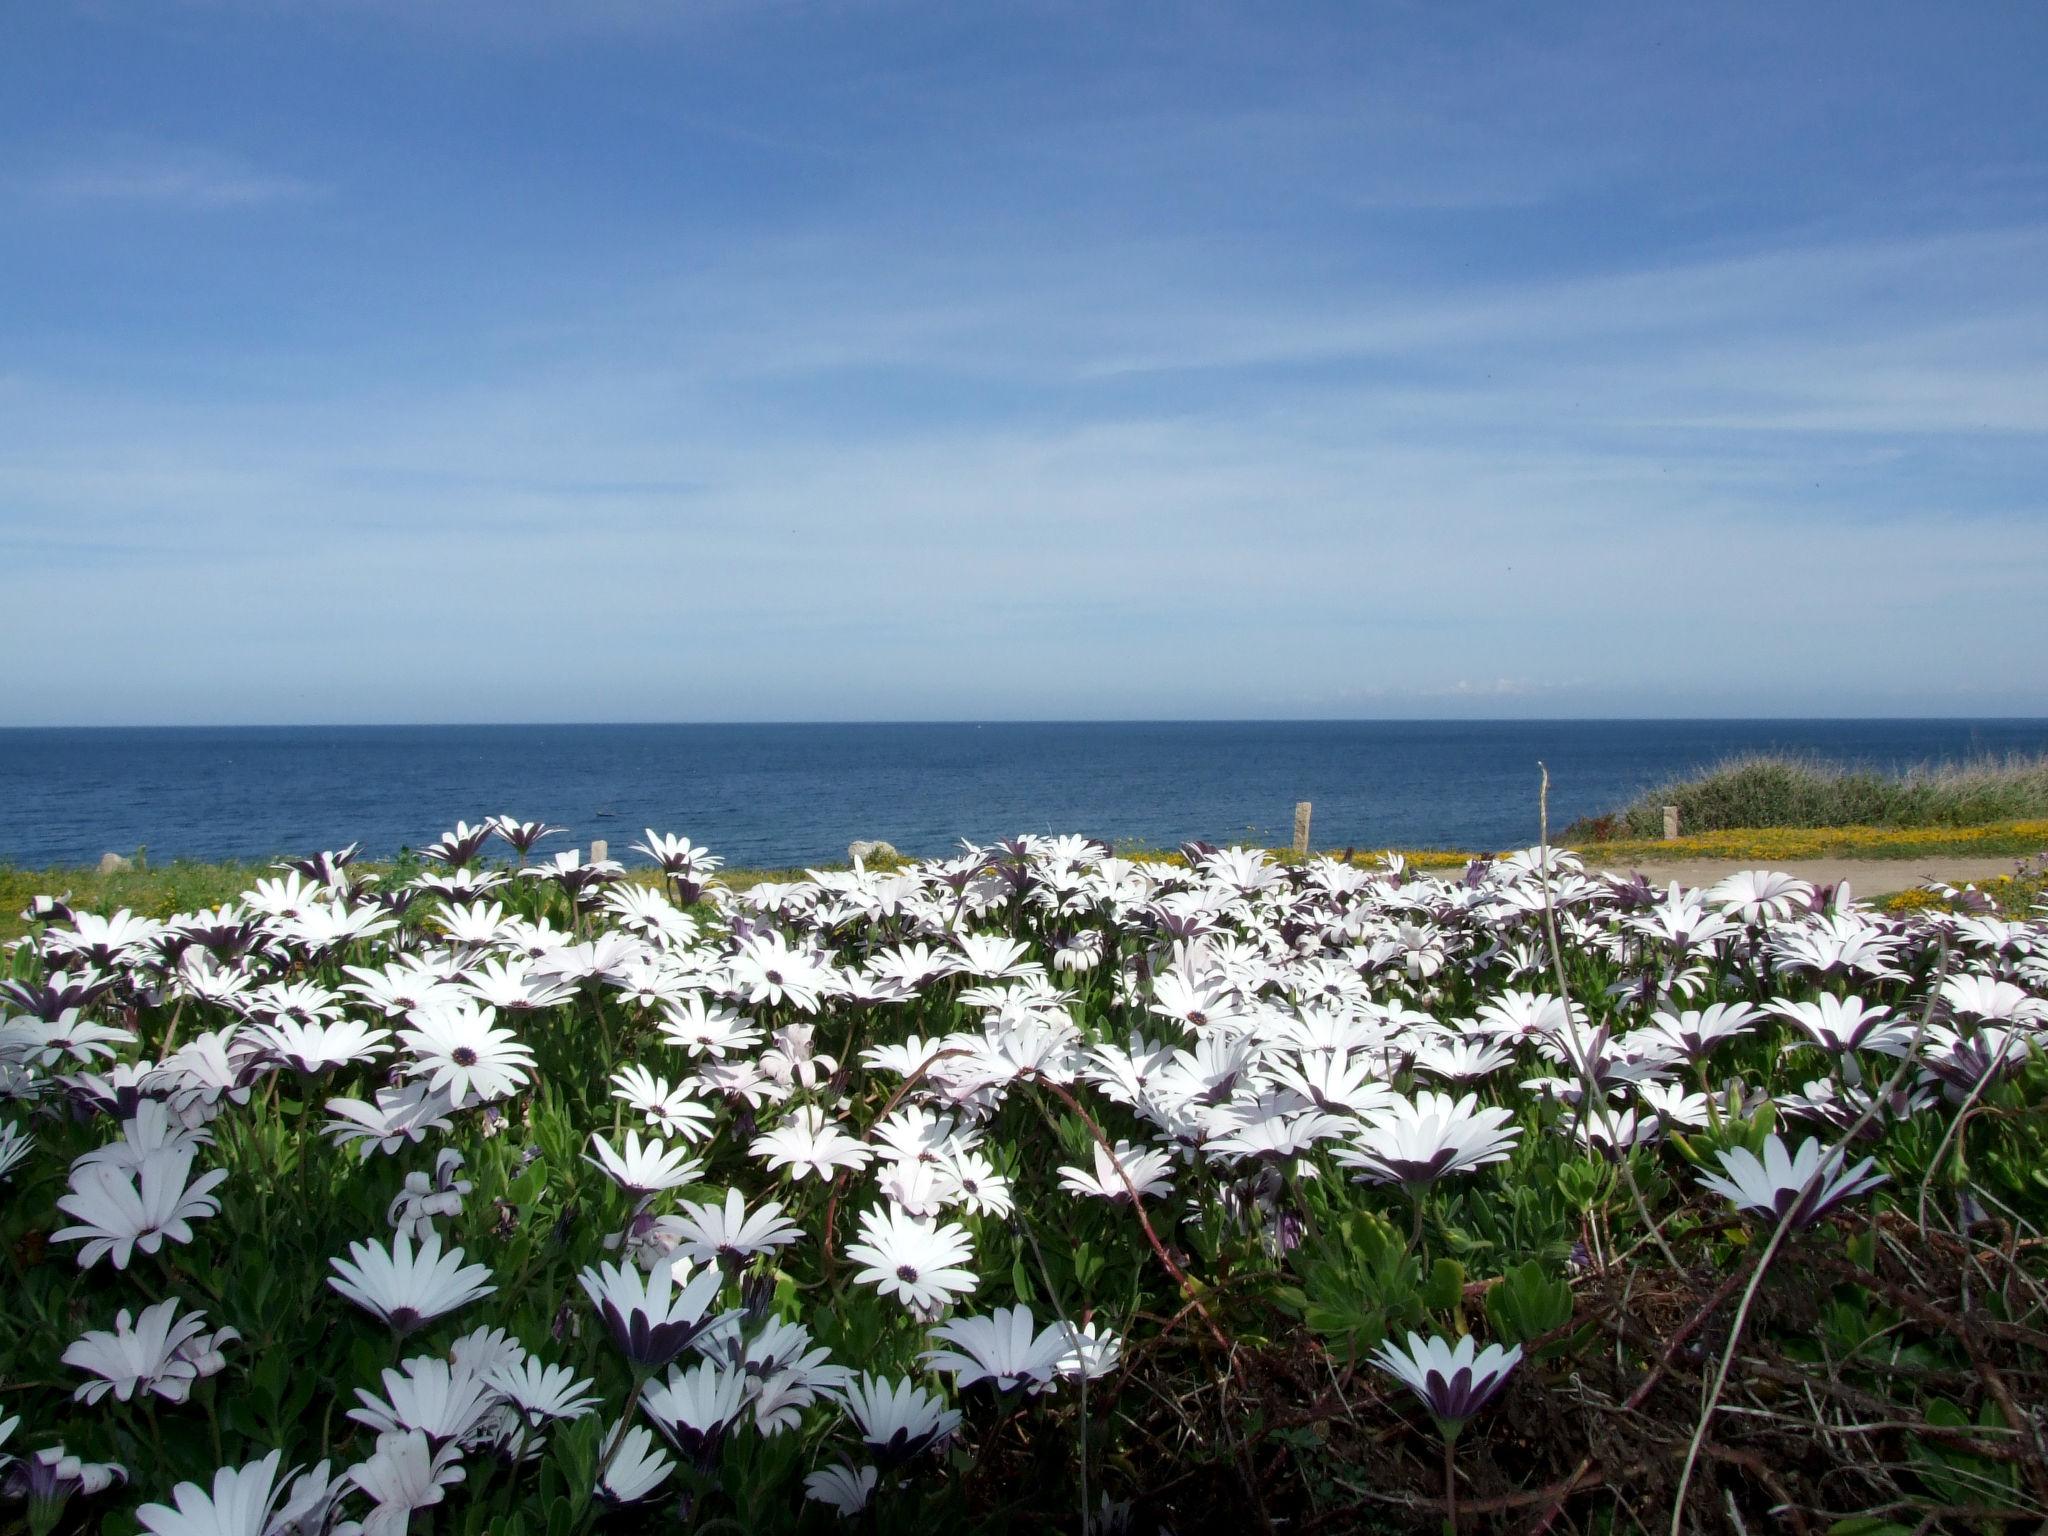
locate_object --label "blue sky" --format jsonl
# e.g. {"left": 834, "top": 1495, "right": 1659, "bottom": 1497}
{"left": 3, "top": 1, "right": 2045, "bottom": 724}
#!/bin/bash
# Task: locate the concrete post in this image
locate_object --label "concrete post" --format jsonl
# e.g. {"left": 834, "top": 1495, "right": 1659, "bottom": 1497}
{"left": 1662, "top": 806, "right": 1680, "bottom": 841}
{"left": 1293, "top": 801, "right": 1312, "bottom": 855}
{"left": 589, "top": 839, "right": 608, "bottom": 864}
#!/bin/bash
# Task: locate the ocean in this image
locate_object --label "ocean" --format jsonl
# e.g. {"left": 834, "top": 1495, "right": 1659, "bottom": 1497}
{"left": 2, "top": 720, "right": 2045, "bottom": 869}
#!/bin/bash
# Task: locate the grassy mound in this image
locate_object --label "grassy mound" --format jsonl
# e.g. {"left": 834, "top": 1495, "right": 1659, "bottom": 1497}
{"left": 1578, "top": 751, "right": 2048, "bottom": 839}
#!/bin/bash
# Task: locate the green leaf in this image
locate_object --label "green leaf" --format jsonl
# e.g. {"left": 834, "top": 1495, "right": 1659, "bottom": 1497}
{"left": 1421, "top": 1258, "right": 1465, "bottom": 1314}
{"left": 1483, "top": 1260, "right": 1575, "bottom": 1351}
{"left": 508, "top": 1160, "right": 550, "bottom": 1208}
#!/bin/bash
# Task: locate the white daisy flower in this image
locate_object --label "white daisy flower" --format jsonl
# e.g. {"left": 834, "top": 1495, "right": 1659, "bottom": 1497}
{"left": 328, "top": 1230, "right": 496, "bottom": 1335}
{"left": 666, "top": 1188, "right": 804, "bottom": 1271}
{"left": 584, "top": 1130, "right": 704, "bottom": 1197}
{"left": 749, "top": 1106, "right": 874, "bottom": 1181}
{"left": 134, "top": 1449, "right": 288, "bottom": 1536}
{"left": 345, "top": 1429, "right": 465, "bottom": 1532}
{"left": 1697, "top": 1133, "right": 1887, "bottom": 1230}
{"left": 844, "top": 1207, "right": 978, "bottom": 1315}
{"left": 578, "top": 1256, "right": 735, "bottom": 1367}
{"left": 594, "top": 1424, "right": 672, "bottom": 1506}
{"left": 833, "top": 1373, "right": 960, "bottom": 1466}
{"left": 920, "top": 1305, "right": 1069, "bottom": 1392}
{"left": 483, "top": 1358, "right": 599, "bottom": 1429}
{"left": 63, "top": 1298, "right": 237, "bottom": 1406}
{"left": 396, "top": 1001, "right": 535, "bottom": 1103}
{"left": 803, "top": 1462, "right": 877, "bottom": 1515}
{"left": 53, "top": 1147, "right": 227, "bottom": 1271}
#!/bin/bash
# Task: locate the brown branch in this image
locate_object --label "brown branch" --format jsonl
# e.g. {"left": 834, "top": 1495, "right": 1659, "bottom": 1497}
{"left": 1030, "top": 1076, "right": 1233, "bottom": 1352}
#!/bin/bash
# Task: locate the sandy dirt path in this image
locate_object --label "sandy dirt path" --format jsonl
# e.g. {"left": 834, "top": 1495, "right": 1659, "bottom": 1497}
{"left": 1572, "top": 857, "right": 2023, "bottom": 898}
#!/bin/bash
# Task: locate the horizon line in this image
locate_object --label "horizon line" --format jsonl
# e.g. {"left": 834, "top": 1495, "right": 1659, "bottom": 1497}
{"left": 5, "top": 715, "right": 2048, "bottom": 731}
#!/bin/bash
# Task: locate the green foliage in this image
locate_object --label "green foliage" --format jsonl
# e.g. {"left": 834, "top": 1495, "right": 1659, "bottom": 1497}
{"left": 1483, "top": 1261, "right": 1573, "bottom": 1349}
{"left": 1590, "top": 751, "right": 2048, "bottom": 837}
{"left": 1281, "top": 1209, "right": 1423, "bottom": 1361}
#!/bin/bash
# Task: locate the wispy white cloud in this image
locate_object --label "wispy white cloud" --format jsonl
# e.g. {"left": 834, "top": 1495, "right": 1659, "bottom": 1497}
{"left": 24, "top": 141, "right": 320, "bottom": 209}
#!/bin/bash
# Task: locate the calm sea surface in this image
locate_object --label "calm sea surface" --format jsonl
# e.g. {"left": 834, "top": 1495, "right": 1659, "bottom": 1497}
{"left": 2, "top": 721, "right": 2045, "bottom": 869}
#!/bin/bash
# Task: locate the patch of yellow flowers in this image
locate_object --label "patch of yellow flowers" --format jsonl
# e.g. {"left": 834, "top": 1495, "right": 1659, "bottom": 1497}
{"left": 1566, "top": 820, "right": 2048, "bottom": 863}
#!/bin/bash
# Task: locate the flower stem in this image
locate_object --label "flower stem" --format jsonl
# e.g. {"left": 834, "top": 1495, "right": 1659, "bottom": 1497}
{"left": 1443, "top": 1433, "right": 1459, "bottom": 1536}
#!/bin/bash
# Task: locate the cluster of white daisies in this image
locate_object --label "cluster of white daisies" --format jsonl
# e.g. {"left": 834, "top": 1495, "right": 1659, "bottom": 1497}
{"left": 2, "top": 819, "right": 2045, "bottom": 1533}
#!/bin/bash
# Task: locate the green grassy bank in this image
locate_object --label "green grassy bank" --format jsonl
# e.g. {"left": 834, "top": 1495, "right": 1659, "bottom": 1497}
{"left": 7, "top": 819, "right": 2048, "bottom": 945}
{"left": 1574, "top": 750, "right": 2048, "bottom": 839}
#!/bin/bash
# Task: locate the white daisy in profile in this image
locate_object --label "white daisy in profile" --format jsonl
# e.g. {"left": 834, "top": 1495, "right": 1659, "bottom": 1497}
{"left": 874, "top": 1158, "right": 949, "bottom": 1219}
{"left": 490, "top": 816, "right": 563, "bottom": 856}
{"left": 253, "top": 1018, "right": 392, "bottom": 1075}
{"left": 1332, "top": 1090, "right": 1520, "bottom": 1188}
{"left": 134, "top": 1449, "right": 289, "bottom": 1536}
{"left": 345, "top": 1429, "right": 465, "bottom": 1530}
{"left": 834, "top": 1373, "right": 961, "bottom": 1466}
{"left": 920, "top": 1305, "right": 1070, "bottom": 1392}
{"left": 1939, "top": 973, "right": 2048, "bottom": 1025}
{"left": 483, "top": 1358, "right": 599, "bottom": 1430}
{"left": 666, "top": 1188, "right": 804, "bottom": 1271}
{"left": 633, "top": 830, "right": 723, "bottom": 877}
{"left": 1412, "top": 1038, "right": 1516, "bottom": 1083}
{"left": 1371, "top": 1332, "right": 1522, "bottom": 1436}
{"left": 584, "top": 1130, "right": 704, "bottom": 1198}
{"left": 594, "top": 1424, "right": 673, "bottom": 1506}
{"left": 54, "top": 1148, "right": 228, "bottom": 1271}
{"left": 860, "top": 1032, "right": 953, "bottom": 1078}
{"left": 324, "top": 1083, "right": 458, "bottom": 1159}
{"left": 0, "top": 1120, "right": 32, "bottom": 1182}
{"left": 448, "top": 1326, "right": 527, "bottom": 1380}
{"left": 63, "top": 1298, "right": 237, "bottom": 1405}
{"left": 1767, "top": 995, "right": 1916, "bottom": 1057}
{"left": 706, "top": 1318, "right": 850, "bottom": 1435}
{"left": 348, "top": 1357, "right": 499, "bottom": 1445}
{"left": 844, "top": 1206, "right": 978, "bottom": 1314}
{"left": 1697, "top": 1133, "right": 1887, "bottom": 1230}
{"left": 1706, "top": 869, "right": 1814, "bottom": 924}
{"left": 396, "top": 1001, "right": 535, "bottom": 1103}
{"left": 2, "top": 1014, "right": 136, "bottom": 1068}
{"left": 640, "top": 1358, "right": 749, "bottom": 1461}
{"left": 1055, "top": 1319, "right": 1123, "bottom": 1383}
{"left": 577, "top": 1256, "right": 735, "bottom": 1367}
{"left": 328, "top": 1230, "right": 496, "bottom": 1335}
{"left": 1634, "top": 1002, "right": 1763, "bottom": 1063}
{"left": 803, "top": 1462, "right": 877, "bottom": 1515}
{"left": 66, "top": 1105, "right": 214, "bottom": 1179}
{"left": 1057, "top": 1140, "right": 1174, "bottom": 1203}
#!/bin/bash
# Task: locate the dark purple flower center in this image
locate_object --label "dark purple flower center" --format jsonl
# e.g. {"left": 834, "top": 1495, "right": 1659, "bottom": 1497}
{"left": 895, "top": 1263, "right": 919, "bottom": 1283}
{"left": 452, "top": 1046, "right": 479, "bottom": 1066}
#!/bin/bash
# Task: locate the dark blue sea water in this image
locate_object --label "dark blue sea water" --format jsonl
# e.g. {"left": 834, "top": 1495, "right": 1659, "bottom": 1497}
{"left": 2, "top": 721, "right": 2046, "bottom": 869}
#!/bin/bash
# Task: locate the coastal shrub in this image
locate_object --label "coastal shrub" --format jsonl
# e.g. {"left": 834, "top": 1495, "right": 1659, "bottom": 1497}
{"left": 1591, "top": 751, "right": 2048, "bottom": 837}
